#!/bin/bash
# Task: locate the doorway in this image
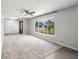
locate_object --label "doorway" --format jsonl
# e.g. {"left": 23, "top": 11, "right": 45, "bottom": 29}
{"left": 19, "top": 21, "right": 23, "bottom": 34}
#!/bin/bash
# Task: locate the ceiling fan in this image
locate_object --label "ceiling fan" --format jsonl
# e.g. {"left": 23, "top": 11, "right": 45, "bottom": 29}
{"left": 16, "top": 9, "right": 35, "bottom": 16}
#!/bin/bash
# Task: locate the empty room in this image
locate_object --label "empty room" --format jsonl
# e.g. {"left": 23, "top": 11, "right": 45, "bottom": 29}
{"left": 1, "top": 0, "right": 78, "bottom": 59}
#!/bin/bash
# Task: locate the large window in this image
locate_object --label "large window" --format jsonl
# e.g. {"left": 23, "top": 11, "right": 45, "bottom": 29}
{"left": 35, "top": 18, "right": 55, "bottom": 35}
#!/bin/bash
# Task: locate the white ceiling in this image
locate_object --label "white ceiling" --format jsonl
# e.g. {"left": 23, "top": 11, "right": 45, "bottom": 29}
{"left": 2, "top": 0, "right": 78, "bottom": 19}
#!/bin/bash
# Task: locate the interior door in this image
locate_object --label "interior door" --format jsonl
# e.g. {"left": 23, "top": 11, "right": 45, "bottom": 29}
{"left": 19, "top": 21, "right": 23, "bottom": 34}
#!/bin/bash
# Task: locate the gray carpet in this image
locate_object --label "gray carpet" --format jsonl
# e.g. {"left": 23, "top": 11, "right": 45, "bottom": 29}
{"left": 2, "top": 35, "right": 62, "bottom": 59}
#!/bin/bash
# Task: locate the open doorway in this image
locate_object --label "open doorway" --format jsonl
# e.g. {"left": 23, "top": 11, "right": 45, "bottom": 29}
{"left": 19, "top": 21, "right": 23, "bottom": 34}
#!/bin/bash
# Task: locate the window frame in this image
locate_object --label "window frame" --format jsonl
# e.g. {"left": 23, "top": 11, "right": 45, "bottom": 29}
{"left": 34, "top": 18, "right": 55, "bottom": 37}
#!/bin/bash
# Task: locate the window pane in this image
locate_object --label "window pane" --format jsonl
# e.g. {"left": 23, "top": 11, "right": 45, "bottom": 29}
{"left": 38, "top": 20, "right": 47, "bottom": 34}
{"left": 44, "top": 20, "right": 48, "bottom": 34}
{"left": 48, "top": 19, "right": 54, "bottom": 35}
{"left": 39, "top": 21, "right": 45, "bottom": 33}
{"left": 35, "top": 19, "right": 55, "bottom": 36}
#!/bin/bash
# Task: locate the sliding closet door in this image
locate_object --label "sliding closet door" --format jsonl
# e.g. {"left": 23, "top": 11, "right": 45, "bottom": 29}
{"left": 19, "top": 21, "right": 23, "bottom": 34}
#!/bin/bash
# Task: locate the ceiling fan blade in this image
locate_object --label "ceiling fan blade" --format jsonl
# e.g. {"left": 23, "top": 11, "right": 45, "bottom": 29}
{"left": 16, "top": 8, "right": 35, "bottom": 16}
{"left": 30, "top": 12, "right": 35, "bottom": 13}
{"left": 29, "top": 13, "right": 33, "bottom": 16}
{"left": 24, "top": 10, "right": 29, "bottom": 13}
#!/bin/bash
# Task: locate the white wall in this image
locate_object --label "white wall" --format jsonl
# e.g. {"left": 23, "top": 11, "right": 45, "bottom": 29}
{"left": 4, "top": 18, "right": 19, "bottom": 34}
{"left": 4, "top": 18, "right": 29, "bottom": 35}
{"left": 1, "top": 17, "right": 4, "bottom": 53}
{"left": 28, "top": 5, "right": 78, "bottom": 50}
{"left": 23, "top": 18, "right": 29, "bottom": 35}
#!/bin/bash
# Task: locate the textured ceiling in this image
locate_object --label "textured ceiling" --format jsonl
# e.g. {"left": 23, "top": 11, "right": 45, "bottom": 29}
{"left": 2, "top": 0, "right": 78, "bottom": 19}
